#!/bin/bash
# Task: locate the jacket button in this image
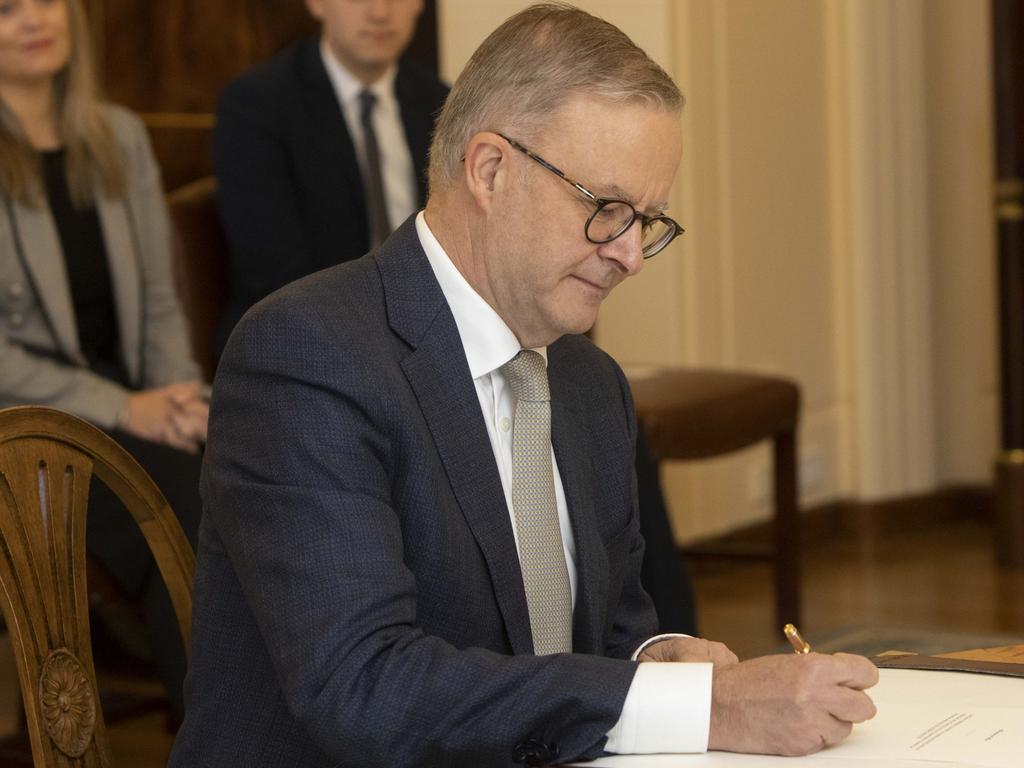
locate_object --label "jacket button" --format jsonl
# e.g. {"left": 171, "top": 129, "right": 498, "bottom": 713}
{"left": 8, "top": 282, "right": 24, "bottom": 299}
{"left": 9, "top": 312, "right": 24, "bottom": 327}
{"left": 512, "top": 739, "right": 557, "bottom": 766}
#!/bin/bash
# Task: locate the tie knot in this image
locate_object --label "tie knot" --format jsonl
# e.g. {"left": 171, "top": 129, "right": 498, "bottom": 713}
{"left": 501, "top": 350, "right": 550, "bottom": 402}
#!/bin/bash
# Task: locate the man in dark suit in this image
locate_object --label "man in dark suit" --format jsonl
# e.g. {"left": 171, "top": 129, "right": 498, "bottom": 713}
{"left": 171, "top": 6, "right": 878, "bottom": 767}
{"left": 212, "top": 0, "right": 448, "bottom": 355}
{"left": 215, "top": 0, "right": 692, "bottom": 640}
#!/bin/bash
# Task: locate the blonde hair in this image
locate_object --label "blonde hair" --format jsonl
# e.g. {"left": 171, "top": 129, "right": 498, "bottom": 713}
{"left": 0, "top": 0, "right": 125, "bottom": 207}
{"left": 428, "top": 2, "right": 683, "bottom": 192}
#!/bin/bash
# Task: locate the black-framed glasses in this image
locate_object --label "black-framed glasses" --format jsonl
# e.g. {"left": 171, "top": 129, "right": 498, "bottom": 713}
{"left": 496, "top": 132, "right": 684, "bottom": 259}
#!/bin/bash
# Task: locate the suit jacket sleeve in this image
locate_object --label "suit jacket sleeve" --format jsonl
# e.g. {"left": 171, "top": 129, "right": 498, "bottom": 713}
{"left": 213, "top": 78, "right": 319, "bottom": 309}
{"left": 0, "top": 157, "right": 131, "bottom": 427}
{"left": 113, "top": 108, "right": 202, "bottom": 387}
{"left": 603, "top": 357, "right": 659, "bottom": 661}
{"left": 204, "top": 297, "right": 640, "bottom": 767}
{"left": 0, "top": 107, "right": 199, "bottom": 426}
{"left": 0, "top": 336, "right": 128, "bottom": 427}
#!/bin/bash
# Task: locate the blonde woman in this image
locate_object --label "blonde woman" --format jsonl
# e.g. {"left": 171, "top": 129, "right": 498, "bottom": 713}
{"left": 0, "top": 0, "right": 205, "bottom": 722}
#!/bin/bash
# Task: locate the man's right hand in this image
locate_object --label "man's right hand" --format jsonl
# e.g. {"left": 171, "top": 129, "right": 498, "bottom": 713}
{"left": 708, "top": 652, "right": 878, "bottom": 756}
{"left": 118, "top": 382, "right": 210, "bottom": 453}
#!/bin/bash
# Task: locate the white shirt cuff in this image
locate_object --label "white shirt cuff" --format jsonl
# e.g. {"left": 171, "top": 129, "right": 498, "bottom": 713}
{"left": 604, "top": 646, "right": 712, "bottom": 754}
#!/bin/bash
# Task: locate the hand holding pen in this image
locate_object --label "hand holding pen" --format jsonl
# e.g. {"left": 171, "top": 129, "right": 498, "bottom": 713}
{"left": 706, "top": 623, "right": 878, "bottom": 755}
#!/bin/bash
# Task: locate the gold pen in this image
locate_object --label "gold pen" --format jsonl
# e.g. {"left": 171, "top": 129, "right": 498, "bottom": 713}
{"left": 784, "top": 623, "right": 811, "bottom": 654}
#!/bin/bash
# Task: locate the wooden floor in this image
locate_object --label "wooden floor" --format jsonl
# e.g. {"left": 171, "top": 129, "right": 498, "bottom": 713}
{"left": 2, "top": 510, "right": 1023, "bottom": 766}
{"left": 692, "top": 510, "right": 1024, "bottom": 660}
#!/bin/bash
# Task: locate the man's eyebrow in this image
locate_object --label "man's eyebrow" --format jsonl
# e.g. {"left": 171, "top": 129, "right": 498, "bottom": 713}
{"left": 597, "top": 183, "right": 634, "bottom": 202}
{"left": 594, "top": 183, "right": 669, "bottom": 215}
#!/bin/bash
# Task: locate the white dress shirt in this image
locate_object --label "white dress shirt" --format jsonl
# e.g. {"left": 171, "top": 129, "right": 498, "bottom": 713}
{"left": 320, "top": 41, "right": 418, "bottom": 232}
{"left": 415, "top": 211, "right": 712, "bottom": 754}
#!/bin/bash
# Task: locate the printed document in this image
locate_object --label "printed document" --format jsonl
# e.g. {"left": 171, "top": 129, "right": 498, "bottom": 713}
{"left": 570, "top": 667, "right": 1023, "bottom": 767}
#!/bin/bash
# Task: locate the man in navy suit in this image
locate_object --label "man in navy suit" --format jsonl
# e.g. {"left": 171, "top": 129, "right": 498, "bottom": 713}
{"left": 212, "top": 0, "right": 448, "bottom": 355}
{"left": 171, "top": 5, "right": 878, "bottom": 767}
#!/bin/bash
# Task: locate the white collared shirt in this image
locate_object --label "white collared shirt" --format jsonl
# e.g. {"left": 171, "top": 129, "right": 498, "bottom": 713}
{"left": 320, "top": 41, "right": 418, "bottom": 232}
{"left": 416, "top": 212, "right": 711, "bottom": 755}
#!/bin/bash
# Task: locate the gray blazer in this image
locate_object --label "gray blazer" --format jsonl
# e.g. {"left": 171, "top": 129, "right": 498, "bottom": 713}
{"left": 0, "top": 105, "right": 200, "bottom": 428}
{"left": 169, "top": 219, "right": 657, "bottom": 768}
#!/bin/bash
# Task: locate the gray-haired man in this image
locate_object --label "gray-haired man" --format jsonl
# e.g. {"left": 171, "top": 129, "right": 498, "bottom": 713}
{"left": 172, "top": 5, "right": 877, "bottom": 766}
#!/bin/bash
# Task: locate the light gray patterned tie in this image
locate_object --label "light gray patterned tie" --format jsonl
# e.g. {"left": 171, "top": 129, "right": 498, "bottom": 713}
{"left": 501, "top": 350, "right": 572, "bottom": 655}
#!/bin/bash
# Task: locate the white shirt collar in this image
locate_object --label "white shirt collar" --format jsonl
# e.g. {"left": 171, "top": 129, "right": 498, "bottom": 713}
{"left": 415, "top": 211, "right": 547, "bottom": 379}
{"left": 319, "top": 38, "right": 398, "bottom": 108}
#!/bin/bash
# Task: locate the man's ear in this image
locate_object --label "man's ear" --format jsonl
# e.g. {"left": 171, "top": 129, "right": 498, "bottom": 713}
{"left": 462, "top": 132, "right": 508, "bottom": 211}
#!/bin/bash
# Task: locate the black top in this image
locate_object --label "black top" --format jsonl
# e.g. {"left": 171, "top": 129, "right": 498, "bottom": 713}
{"left": 40, "top": 148, "right": 128, "bottom": 386}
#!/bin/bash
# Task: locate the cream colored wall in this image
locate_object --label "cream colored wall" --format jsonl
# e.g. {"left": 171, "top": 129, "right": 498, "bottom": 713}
{"left": 663, "top": 0, "right": 845, "bottom": 538}
{"left": 924, "top": 1, "right": 999, "bottom": 485}
{"left": 436, "top": 0, "right": 998, "bottom": 541}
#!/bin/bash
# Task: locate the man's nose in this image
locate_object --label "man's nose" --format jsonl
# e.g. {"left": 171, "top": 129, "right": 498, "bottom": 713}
{"left": 597, "top": 219, "right": 645, "bottom": 277}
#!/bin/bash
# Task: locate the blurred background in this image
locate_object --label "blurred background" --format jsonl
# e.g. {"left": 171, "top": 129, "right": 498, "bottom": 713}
{"left": 76, "top": 0, "right": 1021, "bottom": 648}
{"left": 83, "top": 0, "right": 1002, "bottom": 543}
{"left": 3, "top": 0, "right": 1023, "bottom": 763}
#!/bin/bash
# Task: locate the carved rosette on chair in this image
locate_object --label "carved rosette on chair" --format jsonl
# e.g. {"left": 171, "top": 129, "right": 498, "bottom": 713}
{"left": 0, "top": 406, "right": 195, "bottom": 768}
{"left": 39, "top": 649, "right": 96, "bottom": 757}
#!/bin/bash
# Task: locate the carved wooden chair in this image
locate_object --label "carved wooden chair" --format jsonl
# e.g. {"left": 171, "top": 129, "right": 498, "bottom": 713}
{"left": 0, "top": 406, "right": 194, "bottom": 766}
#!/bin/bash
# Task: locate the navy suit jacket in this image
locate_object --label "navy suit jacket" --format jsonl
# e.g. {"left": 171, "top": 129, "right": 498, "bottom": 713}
{"left": 212, "top": 39, "right": 449, "bottom": 356}
{"left": 169, "top": 219, "right": 658, "bottom": 767}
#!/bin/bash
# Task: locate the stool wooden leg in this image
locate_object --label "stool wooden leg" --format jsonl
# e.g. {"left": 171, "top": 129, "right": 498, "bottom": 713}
{"left": 995, "top": 453, "right": 1024, "bottom": 566}
{"left": 773, "top": 428, "right": 800, "bottom": 628}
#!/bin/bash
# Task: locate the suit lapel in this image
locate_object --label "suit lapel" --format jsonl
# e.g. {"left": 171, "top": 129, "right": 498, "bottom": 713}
{"left": 97, "top": 195, "right": 141, "bottom": 384}
{"left": 381, "top": 222, "right": 534, "bottom": 654}
{"left": 549, "top": 351, "right": 608, "bottom": 654}
{"left": 9, "top": 201, "right": 83, "bottom": 365}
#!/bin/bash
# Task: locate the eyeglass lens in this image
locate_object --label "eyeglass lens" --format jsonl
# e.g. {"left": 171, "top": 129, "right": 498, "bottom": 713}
{"left": 586, "top": 201, "right": 676, "bottom": 258}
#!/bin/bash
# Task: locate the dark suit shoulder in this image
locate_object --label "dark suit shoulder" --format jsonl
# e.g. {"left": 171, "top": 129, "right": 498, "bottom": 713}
{"left": 224, "top": 256, "right": 386, "bottom": 365}
{"left": 216, "top": 39, "right": 318, "bottom": 122}
{"left": 395, "top": 58, "right": 450, "bottom": 106}
{"left": 252, "top": 255, "right": 381, "bottom": 325}
{"left": 549, "top": 334, "right": 636, "bottom": 426}
{"left": 549, "top": 334, "right": 620, "bottom": 381}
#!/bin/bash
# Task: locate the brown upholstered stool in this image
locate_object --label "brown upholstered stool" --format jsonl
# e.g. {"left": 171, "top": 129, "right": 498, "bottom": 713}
{"left": 626, "top": 367, "right": 802, "bottom": 628}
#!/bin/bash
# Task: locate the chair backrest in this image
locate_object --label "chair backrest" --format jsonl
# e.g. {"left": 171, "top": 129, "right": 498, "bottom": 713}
{"left": 0, "top": 406, "right": 194, "bottom": 767}
{"left": 168, "top": 176, "right": 229, "bottom": 381}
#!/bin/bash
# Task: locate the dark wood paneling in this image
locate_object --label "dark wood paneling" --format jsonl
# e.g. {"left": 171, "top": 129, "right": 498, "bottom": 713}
{"left": 147, "top": 124, "right": 214, "bottom": 192}
{"left": 82, "top": 0, "right": 439, "bottom": 189}
{"left": 94, "top": 1, "right": 317, "bottom": 113}
{"left": 83, "top": 0, "right": 317, "bottom": 186}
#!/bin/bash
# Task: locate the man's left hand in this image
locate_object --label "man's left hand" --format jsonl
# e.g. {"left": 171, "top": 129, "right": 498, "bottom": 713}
{"left": 638, "top": 636, "right": 739, "bottom": 666}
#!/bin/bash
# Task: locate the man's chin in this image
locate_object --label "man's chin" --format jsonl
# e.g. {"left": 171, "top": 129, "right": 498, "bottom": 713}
{"left": 560, "top": 311, "right": 599, "bottom": 339}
